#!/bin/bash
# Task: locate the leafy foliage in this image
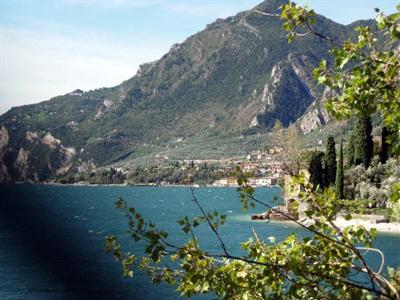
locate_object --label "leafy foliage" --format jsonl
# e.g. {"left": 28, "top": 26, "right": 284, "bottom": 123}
{"left": 56, "top": 167, "right": 126, "bottom": 185}
{"left": 126, "top": 162, "right": 224, "bottom": 185}
{"left": 344, "top": 157, "right": 400, "bottom": 209}
{"left": 271, "top": 121, "right": 308, "bottom": 176}
{"left": 105, "top": 3, "right": 400, "bottom": 299}
{"left": 106, "top": 173, "right": 399, "bottom": 299}
{"left": 313, "top": 4, "right": 400, "bottom": 155}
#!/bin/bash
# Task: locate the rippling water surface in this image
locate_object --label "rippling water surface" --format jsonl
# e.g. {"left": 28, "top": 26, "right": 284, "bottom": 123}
{"left": 0, "top": 184, "right": 399, "bottom": 299}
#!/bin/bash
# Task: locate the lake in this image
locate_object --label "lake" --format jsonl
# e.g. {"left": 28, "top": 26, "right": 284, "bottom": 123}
{"left": 0, "top": 184, "right": 399, "bottom": 299}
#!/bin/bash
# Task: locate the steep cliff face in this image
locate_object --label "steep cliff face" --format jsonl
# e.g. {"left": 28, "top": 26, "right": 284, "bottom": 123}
{"left": 0, "top": 127, "right": 11, "bottom": 182}
{"left": 298, "top": 87, "right": 337, "bottom": 133}
{"left": 0, "top": 127, "right": 86, "bottom": 182}
{"left": 0, "top": 0, "right": 370, "bottom": 182}
{"left": 249, "top": 53, "right": 323, "bottom": 128}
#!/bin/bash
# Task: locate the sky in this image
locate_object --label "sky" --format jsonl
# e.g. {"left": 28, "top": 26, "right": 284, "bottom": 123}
{"left": 0, "top": 0, "right": 398, "bottom": 114}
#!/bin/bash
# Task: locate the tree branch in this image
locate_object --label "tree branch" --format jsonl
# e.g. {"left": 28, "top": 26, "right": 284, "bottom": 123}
{"left": 190, "top": 186, "right": 229, "bottom": 256}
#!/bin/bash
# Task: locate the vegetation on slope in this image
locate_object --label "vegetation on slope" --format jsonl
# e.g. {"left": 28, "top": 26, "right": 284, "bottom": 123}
{"left": 0, "top": 0, "right": 375, "bottom": 182}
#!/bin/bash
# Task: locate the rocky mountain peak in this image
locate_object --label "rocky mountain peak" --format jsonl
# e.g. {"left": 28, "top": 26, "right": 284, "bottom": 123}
{"left": 255, "top": 0, "right": 289, "bottom": 13}
{"left": 0, "top": 1, "right": 362, "bottom": 182}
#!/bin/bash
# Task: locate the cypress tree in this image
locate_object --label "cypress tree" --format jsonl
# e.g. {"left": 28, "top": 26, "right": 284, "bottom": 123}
{"left": 354, "top": 116, "right": 373, "bottom": 168}
{"left": 335, "top": 139, "right": 344, "bottom": 199}
{"left": 347, "top": 130, "right": 356, "bottom": 167}
{"left": 309, "top": 151, "right": 325, "bottom": 189}
{"left": 380, "top": 126, "right": 389, "bottom": 164}
{"left": 325, "top": 136, "right": 336, "bottom": 186}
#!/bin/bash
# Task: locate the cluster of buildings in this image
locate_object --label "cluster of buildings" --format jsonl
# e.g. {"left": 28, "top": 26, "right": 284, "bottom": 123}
{"left": 109, "top": 147, "right": 286, "bottom": 187}
{"left": 213, "top": 148, "right": 285, "bottom": 187}
{"left": 213, "top": 176, "right": 278, "bottom": 187}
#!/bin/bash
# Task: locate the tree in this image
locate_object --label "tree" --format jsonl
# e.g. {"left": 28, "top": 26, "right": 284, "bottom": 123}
{"left": 311, "top": 13, "right": 400, "bottom": 155}
{"left": 336, "top": 139, "right": 344, "bottom": 199}
{"left": 354, "top": 116, "right": 373, "bottom": 168}
{"left": 271, "top": 121, "right": 307, "bottom": 176}
{"left": 347, "top": 131, "right": 356, "bottom": 167}
{"left": 308, "top": 150, "right": 325, "bottom": 189}
{"left": 325, "top": 136, "right": 336, "bottom": 186}
{"left": 381, "top": 126, "right": 390, "bottom": 164}
{"left": 106, "top": 4, "right": 400, "bottom": 299}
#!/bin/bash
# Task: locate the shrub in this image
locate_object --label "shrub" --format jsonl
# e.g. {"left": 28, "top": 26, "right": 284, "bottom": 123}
{"left": 344, "top": 157, "right": 399, "bottom": 208}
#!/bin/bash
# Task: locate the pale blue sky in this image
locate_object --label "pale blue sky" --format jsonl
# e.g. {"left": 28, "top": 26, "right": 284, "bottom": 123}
{"left": 0, "top": 0, "right": 398, "bottom": 114}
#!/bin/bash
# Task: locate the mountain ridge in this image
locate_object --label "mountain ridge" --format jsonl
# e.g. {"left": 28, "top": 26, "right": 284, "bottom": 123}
{"left": 0, "top": 0, "right": 374, "bottom": 182}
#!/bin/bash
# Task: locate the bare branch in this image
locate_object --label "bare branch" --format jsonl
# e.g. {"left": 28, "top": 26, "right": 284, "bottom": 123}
{"left": 190, "top": 186, "right": 229, "bottom": 256}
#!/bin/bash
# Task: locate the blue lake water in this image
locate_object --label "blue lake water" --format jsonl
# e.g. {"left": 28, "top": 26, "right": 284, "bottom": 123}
{"left": 0, "top": 184, "right": 399, "bottom": 299}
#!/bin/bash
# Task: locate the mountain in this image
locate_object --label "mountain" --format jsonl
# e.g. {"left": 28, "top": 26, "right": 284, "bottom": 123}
{"left": 0, "top": 0, "right": 373, "bottom": 182}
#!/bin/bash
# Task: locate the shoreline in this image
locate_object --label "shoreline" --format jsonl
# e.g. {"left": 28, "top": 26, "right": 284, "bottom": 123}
{"left": 234, "top": 215, "right": 400, "bottom": 235}
{"left": 296, "top": 216, "right": 400, "bottom": 234}
{"left": 332, "top": 216, "right": 400, "bottom": 234}
{"left": 8, "top": 181, "right": 280, "bottom": 189}
{"left": 252, "top": 217, "right": 400, "bottom": 235}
